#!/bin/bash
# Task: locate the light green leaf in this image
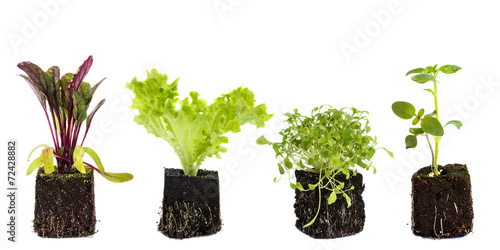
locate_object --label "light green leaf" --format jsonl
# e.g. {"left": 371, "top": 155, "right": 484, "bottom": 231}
{"left": 256, "top": 135, "right": 272, "bottom": 145}
{"left": 405, "top": 135, "right": 417, "bottom": 149}
{"left": 290, "top": 183, "right": 297, "bottom": 190}
{"left": 278, "top": 164, "right": 284, "bottom": 175}
{"left": 328, "top": 191, "right": 337, "bottom": 204}
{"left": 102, "top": 172, "right": 134, "bottom": 183}
{"left": 284, "top": 158, "right": 293, "bottom": 169}
{"left": 411, "top": 73, "right": 437, "bottom": 84}
{"left": 445, "top": 120, "right": 462, "bottom": 129}
{"left": 296, "top": 182, "right": 305, "bottom": 191}
{"left": 345, "top": 194, "right": 352, "bottom": 207}
{"left": 412, "top": 117, "right": 420, "bottom": 125}
{"left": 79, "top": 146, "right": 104, "bottom": 173}
{"left": 126, "top": 70, "right": 273, "bottom": 177}
{"left": 439, "top": 65, "right": 462, "bottom": 74}
{"left": 308, "top": 184, "right": 317, "bottom": 190}
{"left": 41, "top": 148, "right": 54, "bottom": 174}
{"left": 27, "top": 155, "right": 43, "bottom": 175}
{"left": 378, "top": 147, "right": 394, "bottom": 158}
{"left": 73, "top": 146, "right": 86, "bottom": 174}
{"left": 417, "top": 108, "right": 425, "bottom": 117}
{"left": 406, "top": 68, "right": 429, "bottom": 76}
{"left": 27, "top": 144, "right": 50, "bottom": 161}
{"left": 421, "top": 116, "right": 444, "bottom": 136}
{"left": 392, "top": 101, "right": 416, "bottom": 119}
{"left": 409, "top": 127, "right": 424, "bottom": 135}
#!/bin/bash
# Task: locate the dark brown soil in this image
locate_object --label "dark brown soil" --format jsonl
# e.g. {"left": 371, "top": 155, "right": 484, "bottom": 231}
{"left": 158, "top": 168, "right": 221, "bottom": 239}
{"left": 411, "top": 163, "right": 473, "bottom": 238}
{"left": 34, "top": 166, "right": 96, "bottom": 238}
{"left": 294, "top": 170, "right": 365, "bottom": 238}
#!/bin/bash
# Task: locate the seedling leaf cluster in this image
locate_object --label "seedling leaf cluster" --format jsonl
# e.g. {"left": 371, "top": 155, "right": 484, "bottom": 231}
{"left": 257, "top": 105, "right": 392, "bottom": 227}
{"left": 126, "top": 69, "right": 273, "bottom": 177}
{"left": 392, "top": 64, "right": 462, "bottom": 176}
{"left": 19, "top": 56, "right": 133, "bottom": 183}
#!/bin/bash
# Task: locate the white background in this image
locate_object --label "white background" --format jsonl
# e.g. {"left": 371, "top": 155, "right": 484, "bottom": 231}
{"left": 1, "top": 1, "right": 499, "bottom": 249}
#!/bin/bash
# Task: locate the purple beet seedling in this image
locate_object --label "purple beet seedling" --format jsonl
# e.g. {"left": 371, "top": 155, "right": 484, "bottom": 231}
{"left": 19, "top": 56, "right": 133, "bottom": 182}
{"left": 392, "top": 64, "right": 462, "bottom": 177}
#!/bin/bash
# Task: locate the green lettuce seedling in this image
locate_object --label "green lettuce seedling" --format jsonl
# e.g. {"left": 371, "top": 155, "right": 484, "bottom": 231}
{"left": 257, "top": 106, "right": 392, "bottom": 227}
{"left": 392, "top": 64, "right": 462, "bottom": 177}
{"left": 126, "top": 69, "right": 273, "bottom": 176}
{"left": 18, "top": 56, "right": 133, "bottom": 182}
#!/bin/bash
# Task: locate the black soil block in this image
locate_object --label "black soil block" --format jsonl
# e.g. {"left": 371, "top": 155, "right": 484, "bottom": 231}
{"left": 411, "top": 164, "right": 473, "bottom": 238}
{"left": 158, "top": 168, "right": 221, "bottom": 239}
{"left": 294, "top": 170, "right": 365, "bottom": 238}
{"left": 34, "top": 167, "right": 96, "bottom": 238}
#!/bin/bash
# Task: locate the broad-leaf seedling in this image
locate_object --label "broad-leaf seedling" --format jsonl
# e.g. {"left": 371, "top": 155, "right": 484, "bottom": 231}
{"left": 126, "top": 69, "right": 273, "bottom": 177}
{"left": 19, "top": 56, "right": 133, "bottom": 182}
{"left": 392, "top": 64, "right": 462, "bottom": 177}
{"left": 257, "top": 106, "right": 392, "bottom": 227}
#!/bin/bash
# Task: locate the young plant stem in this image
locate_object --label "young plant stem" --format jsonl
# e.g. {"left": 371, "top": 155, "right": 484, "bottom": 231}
{"left": 432, "top": 78, "right": 440, "bottom": 176}
{"left": 424, "top": 133, "right": 435, "bottom": 170}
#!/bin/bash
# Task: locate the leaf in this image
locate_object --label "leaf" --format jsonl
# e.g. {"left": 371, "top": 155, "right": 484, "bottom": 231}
{"left": 278, "top": 164, "right": 284, "bottom": 175}
{"left": 421, "top": 116, "right": 444, "bottom": 136}
{"left": 439, "top": 65, "right": 462, "bottom": 74}
{"left": 79, "top": 146, "right": 105, "bottom": 173}
{"left": 82, "top": 99, "right": 105, "bottom": 144}
{"left": 27, "top": 155, "right": 43, "bottom": 175}
{"left": 19, "top": 74, "right": 47, "bottom": 110}
{"left": 290, "top": 183, "right": 297, "bottom": 190}
{"left": 72, "top": 90, "right": 87, "bottom": 123}
{"left": 378, "top": 147, "right": 394, "bottom": 158}
{"left": 73, "top": 146, "right": 87, "bottom": 174}
{"left": 102, "top": 172, "right": 134, "bottom": 183}
{"left": 27, "top": 144, "right": 50, "bottom": 161}
{"left": 409, "top": 127, "right": 424, "bottom": 135}
{"left": 411, "top": 73, "right": 437, "bottom": 84}
{"left": 328, "top": 191, "right": 337, "bottom": 204}
{"left": 406, "top": 68, "right": 429, "bottom": 76}
{"left": 425, "top": 110, "right": 437, "bottom": 117}
{"left": 126, "top": 69, "right": 273, "bottom": 176}
{"left": 405, "top": 135, "right": 417, "bottom": 149}
{"left": 256, "top": 135, "right": 272, "bottom": 145}
{"left": 41, "top": 148, "right": 54, "bottom": 174}
{"left": 445, "top": 120, "right": 462, "bottom": 129}
{"left": 308, "top": 184, "right": 317, "bottom": 190}
{"left": 392, "top": 101, "right": 416, "bottom": 119}
{"left": 296, "top": 182, "right": 305, "bottom": 191}
{"left": 417, "top": 108, "right": 425, "bottom": 117}
{"left": 284, "top": 158, "right": 293, "bottom": 169}
{"left": 412, "top": 117, "right": 420, "bottom": 125}
{"left": 70, "top": 55, "right": 93, "bottom": 90}
{"left": 345, "top": 194, "right": 352, "bottom": 207}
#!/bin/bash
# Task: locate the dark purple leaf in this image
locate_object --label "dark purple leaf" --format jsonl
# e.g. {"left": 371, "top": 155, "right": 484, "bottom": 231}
{"left": 72, "top": 90, "right": 87, "bottom": 123}
{"left": 70, "top": 55, "right": 93, "bottom": 90}
{"left": 81, "top": 99, "right": 105, "bottom": 145}
{"left": 19, "top": 74, "right": 47, "bottom": 110}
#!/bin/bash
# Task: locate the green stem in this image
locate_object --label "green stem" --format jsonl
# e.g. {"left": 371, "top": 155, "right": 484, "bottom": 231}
{"left": 432, "top": 77, "right": 440, "bottom": 176}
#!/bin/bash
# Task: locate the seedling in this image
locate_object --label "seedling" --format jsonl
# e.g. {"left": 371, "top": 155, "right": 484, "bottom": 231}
{"left": 126, "top": 69, "right": 272, "bottom": 177}
{"left": 19, "top": 56, "right": 133, "bottom": 182}
{"left": 392, "top": 64, "right": 462, "bottom": 177}
{"left": 257, "top": 106, "right": 392, "bottom": 227}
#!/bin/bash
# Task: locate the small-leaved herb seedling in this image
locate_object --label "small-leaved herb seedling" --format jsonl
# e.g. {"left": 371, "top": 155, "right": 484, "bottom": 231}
{"left": 392, "top": 64, "right": 462, "bottom": 177}
{"left": 257, "top": 106, "right": 392, "bottom": 227}
{"left": 19, "top": 56, "right": 133, "bottom": 182}
{"left": 126, "top": 69, "right": 273, "bottom": 177}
